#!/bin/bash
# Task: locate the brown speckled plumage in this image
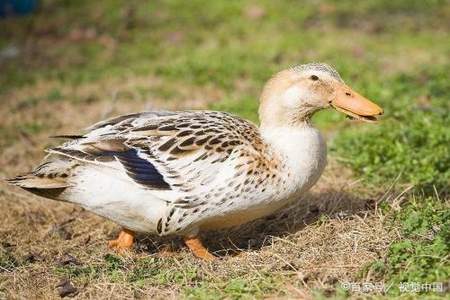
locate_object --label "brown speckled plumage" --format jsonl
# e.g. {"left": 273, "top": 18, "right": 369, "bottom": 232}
{"left": 43, "top": 111, "right": 286, "bottom": 234}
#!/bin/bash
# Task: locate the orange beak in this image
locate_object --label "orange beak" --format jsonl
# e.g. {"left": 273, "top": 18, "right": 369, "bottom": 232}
{"left": 331, "top": 83, "right": 383, "bottom": 123}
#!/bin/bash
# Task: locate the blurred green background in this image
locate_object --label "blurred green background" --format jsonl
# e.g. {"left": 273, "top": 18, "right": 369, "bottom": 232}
{"left": 2, "top": 0, "right": 448, "bottom": 192}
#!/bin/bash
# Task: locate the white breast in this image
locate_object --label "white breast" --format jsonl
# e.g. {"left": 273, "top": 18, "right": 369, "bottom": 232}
{"left": 261, "top": 124, "right": 327, "bottom": 196}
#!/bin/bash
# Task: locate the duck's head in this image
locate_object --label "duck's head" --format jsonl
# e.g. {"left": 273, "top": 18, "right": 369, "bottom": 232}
{"left": 258, "top": 63, "right": 383, "bottom": 127}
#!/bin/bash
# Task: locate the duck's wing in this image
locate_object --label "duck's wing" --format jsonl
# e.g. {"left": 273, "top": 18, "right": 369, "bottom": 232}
{"left": 48, "top": 110, "right": 263, "bottom": 199}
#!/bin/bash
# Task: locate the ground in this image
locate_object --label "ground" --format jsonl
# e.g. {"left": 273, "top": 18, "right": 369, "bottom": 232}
{"left": 0, "top": 1, "right": 449, "bottom": 299}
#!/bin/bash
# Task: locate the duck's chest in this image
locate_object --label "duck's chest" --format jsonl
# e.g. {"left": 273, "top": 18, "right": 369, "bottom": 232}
{"left": 207, "top": 127, "right": 327, "bottom": 211}
{"left": 198, "top": 129, "right": 327, "bottom": 230}
{"left": 262, "top": 126, "right": 327, "bottom": 197}
{"left": 178, "top": 126, "right": 328, "bottom": 232}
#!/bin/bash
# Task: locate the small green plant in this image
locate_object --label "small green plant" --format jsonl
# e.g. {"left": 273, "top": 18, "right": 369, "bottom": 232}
{"left": 0, "top": 250, "right": 19, "bottom": 272}
{"left": 46, "top": 88, "right": 64, "bottom": 102}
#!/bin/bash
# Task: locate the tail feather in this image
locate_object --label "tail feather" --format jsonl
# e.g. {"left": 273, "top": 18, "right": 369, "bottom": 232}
{"left": 7, "top": 174, "right": 70, "bottom": 199}
{"left": 49, "top": 135, "right": 85, "bottom": 140}
{"left": 7, "top": 154, "right": 77, "bottom": 200}
{"left": 7, "top": 174, "right": 70, "bottom": 189}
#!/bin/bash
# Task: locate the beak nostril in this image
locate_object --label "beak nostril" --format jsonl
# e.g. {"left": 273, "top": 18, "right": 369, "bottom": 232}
{"left": 345, "top": 92, "right": 351, "bottom": 96}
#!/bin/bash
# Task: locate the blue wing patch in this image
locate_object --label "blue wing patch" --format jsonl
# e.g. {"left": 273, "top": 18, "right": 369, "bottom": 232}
{"left": 112, "top": 149, "right": 171, "bottom": 190}
{"left": 49, "top": 146, "right": 171, "bottom": 190}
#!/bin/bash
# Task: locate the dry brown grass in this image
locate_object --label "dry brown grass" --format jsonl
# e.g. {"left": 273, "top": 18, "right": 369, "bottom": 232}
{"left": 0, "top": 77, "right": 396, "bottom": 299}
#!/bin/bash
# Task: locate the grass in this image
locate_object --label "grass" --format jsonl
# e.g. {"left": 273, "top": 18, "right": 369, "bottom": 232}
{"left": 0, "top": 0, "right": 449, "bottom": 299}
{"left": 365, "top": 196, "right": 450, "bottom": 296}
{"left": 332, "top": 66, "right": 450, "bottom": 194}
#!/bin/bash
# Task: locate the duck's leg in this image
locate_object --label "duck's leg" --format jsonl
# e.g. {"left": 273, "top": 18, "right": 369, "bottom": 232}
{"left": 183, "top": 236, "right": 215, "bottom": 261}
{"left": 108, "top": 228, "right": 135, "bottom": 251}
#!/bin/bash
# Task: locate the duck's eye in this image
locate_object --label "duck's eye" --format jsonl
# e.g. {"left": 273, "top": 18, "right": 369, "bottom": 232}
{"left": 310, "top": 75, "right": 319, "bottom": 81}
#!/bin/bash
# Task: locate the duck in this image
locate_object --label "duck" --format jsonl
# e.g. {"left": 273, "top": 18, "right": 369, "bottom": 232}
{"left": 7, "top": 63, "right": 383, "bottom": 260}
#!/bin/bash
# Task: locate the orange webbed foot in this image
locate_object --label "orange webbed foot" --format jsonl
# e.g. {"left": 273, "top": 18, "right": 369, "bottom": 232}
{"left": 184, "top": 236, "right": 215, "bottom": 261}
{"left": 108, "top": 229, "right": 135, "bottom": 252}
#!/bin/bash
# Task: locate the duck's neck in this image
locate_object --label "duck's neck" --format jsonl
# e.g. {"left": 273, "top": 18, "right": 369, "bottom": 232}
{"left": 260, "top": 123, "right": 327, "bottom": 190}
{"left": 260, "top": 123, "right": 322, "bottom": 161}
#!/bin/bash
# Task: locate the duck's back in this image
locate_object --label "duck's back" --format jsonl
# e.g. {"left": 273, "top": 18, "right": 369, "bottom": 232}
{"left": 8, "top": 111, "right": 283, "bottom": 234}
